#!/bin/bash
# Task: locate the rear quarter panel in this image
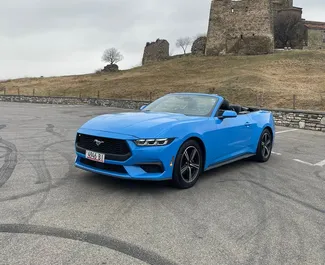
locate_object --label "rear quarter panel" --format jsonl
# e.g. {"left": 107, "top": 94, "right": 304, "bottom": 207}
{"left": 249, "top": 110, "right": 275, "bottom": 150}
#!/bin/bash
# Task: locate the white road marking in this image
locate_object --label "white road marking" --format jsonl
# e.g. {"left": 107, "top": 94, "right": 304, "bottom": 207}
{"left": 272, "top": 152, "right": 282, "bottom": 155}
{"left": 293, "top": 159, "right": 314, "bottom": 166}
{"left": 276, "top": 129, "right": 298, "bottom": 134}
{"left": 293, "top": 159, "right": 325, "bottom": 167}
{"left": 314, "top": 159, "right": 325, "bottom": 167}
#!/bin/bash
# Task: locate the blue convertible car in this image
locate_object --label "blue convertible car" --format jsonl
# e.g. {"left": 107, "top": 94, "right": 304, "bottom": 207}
{"left": 75, "top": 93, "right": 275, "bottom": 188}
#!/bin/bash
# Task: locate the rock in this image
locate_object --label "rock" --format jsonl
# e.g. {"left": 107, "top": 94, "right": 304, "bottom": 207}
{"left": 299, "top": 121, "right": 305, "bottom": 129}
{"left": 191, "top": 36, "right": 207, "bottom": 55}
{"left": 320, "top": 117, "right": 325, "bottom": 125}
{"left": 219, "top": 49, "right": 226, "bottom": 55}
{"left": 103, "top": 64, "right": 119, "bottom": 72}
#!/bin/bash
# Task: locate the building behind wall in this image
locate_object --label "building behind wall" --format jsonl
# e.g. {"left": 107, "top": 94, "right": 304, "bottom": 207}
{"left": 303, "top": 21, "right": 325, "bottom": 49}
{"left": 272, "top": 0, "right": 325, "bottom": 49}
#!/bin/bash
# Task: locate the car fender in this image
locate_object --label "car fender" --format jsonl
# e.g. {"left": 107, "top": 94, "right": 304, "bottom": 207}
{"left": 172, "top": 132, "right": 208, "bottom": 167}
{"left": 253, "top": 120, "right": 275, "bottom": 151}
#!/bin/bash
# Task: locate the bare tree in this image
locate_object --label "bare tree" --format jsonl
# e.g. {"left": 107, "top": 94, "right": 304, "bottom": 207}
{"left": 102, "top": 48, "right": 124, "bottom": 65}
{"left": 176, "top": 37, "right": 192, "bottom": 54}
{"left": 274, "top": 11, "right": 305, "bottom": 48}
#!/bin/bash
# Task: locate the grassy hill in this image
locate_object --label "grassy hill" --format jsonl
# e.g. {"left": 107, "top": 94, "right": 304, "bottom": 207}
{"left": 1, "top": 50, "right": 325, "bottom": 111}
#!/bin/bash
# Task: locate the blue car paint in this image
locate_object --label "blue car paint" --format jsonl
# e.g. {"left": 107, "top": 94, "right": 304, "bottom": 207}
{"left": 74, "top": 93, "right": 275, "bottom": 181}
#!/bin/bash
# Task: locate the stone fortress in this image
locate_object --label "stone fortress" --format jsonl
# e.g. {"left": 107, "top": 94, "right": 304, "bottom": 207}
{"left": 142, "top": 0, "right": 325, "bottom": 64}
{"left": 205, "top": 0, "right": 275, "bottom": 56}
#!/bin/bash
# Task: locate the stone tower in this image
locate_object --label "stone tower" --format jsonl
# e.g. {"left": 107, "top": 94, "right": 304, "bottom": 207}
{"left": 142, "top": 39, "right": 169, "bottom": 65}
{"left": 272, "top": 0, "right": 293, "bottom": 11}
{"left": 205, "top": 0, "right": 274, "bottom": 56}
{"left": 271, "top": 0, "right": 294, "bottom": 18}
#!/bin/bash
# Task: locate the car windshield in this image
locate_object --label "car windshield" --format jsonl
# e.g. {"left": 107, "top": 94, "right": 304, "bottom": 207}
{"left": 143, "top": 94, "right": 219, "bottom": 116}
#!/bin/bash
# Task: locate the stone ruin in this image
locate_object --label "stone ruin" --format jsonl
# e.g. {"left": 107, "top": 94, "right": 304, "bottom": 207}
{"left": 142, "top": 39, "right": 169, "bottom": 65}
{"left": 191, "top": 36, "right": 207, "bottom": 55}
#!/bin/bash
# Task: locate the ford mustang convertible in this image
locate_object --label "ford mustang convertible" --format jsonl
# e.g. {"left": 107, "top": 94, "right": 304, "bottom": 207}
{"left": 74, "top": 93, "right": 275, "bottom": 188}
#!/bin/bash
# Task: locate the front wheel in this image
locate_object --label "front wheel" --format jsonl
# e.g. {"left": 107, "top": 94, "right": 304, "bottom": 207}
{"left": 172, "top": 140, "right": 203, "bottom": 189}
{"left": 254, "top": 129, "right": 273, "bottom": 162}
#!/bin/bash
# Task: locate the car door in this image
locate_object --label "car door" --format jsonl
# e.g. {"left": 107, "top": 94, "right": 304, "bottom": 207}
{"left": 211, "top": 112, "right": 255, "bottom": 163}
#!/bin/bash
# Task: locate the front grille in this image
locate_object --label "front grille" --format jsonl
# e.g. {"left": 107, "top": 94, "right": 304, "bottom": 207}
{"left": 80, "top": 158, "right": 127, "bottom": 174}
{"left": 76, "top": 133, "right": 131, "bottom": 161}
{"left": 77, "top": 134, "right": 130, "bottom": 154}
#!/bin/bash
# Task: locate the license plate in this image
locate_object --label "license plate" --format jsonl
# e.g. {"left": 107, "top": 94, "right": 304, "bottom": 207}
{"left": 85, "top": 150, "right": 105, "bottom": 163}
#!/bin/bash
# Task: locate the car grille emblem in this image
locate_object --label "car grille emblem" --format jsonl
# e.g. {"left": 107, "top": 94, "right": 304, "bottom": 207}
{"left": 94, "top": 139, "right": 104, "bottom": 146}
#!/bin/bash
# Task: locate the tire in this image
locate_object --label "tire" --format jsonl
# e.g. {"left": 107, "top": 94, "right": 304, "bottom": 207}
{"left": 172, "top": 140, "right": 203, "bottom": 189}
{"left": 254, "top": 128, "right": 273, "bottom": 162}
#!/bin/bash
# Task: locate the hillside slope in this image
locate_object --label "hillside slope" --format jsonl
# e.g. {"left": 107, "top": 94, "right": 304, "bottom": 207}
{"left": 2, "top": 50, "right": 325, "bottom": 110}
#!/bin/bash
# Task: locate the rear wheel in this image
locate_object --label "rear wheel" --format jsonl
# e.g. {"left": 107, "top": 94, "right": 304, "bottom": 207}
{"left": 172, "top": 140, "right": 203, "bottom": 189}
{"left": 254, "top": 128, "right": 273, "bottom": 162}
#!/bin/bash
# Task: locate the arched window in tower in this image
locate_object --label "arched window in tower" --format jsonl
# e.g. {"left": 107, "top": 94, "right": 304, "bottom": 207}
{"left": 231, "top": 7, "right": 234, "bottom": 13}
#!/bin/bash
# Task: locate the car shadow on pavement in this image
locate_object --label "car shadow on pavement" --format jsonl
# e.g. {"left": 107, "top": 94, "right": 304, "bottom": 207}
{"left": 79, "top": 171, "right": 174, "bottom": 193}
{"left": 77, "top": 158, "right": 257, "bottom": 193}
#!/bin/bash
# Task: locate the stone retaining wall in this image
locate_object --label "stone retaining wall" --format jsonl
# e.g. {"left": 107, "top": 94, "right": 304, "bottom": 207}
{"left": 270, "top": 108, "right": 325, "bottom": 132}
{"left": 0, "top": 95, "right": 149, "bottom": 110}
{"left": 0, "top": 95, "right": 324, "bottom": 132}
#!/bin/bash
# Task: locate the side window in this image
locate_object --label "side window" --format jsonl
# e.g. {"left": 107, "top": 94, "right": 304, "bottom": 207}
{"left": 215, "top": 100, "right": 229, "bottom": 117}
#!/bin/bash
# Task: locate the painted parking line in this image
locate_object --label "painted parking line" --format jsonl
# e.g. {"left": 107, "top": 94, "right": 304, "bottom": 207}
{"left": 271, "top": 151, "right": 324, "bottom": 168}
{"left": 293, "top": 159, "right": 314, "bottom": 166}
{"left": 275, "top": 129, "right": 298, "bottom": 134}
{"left": 315, "top": 159, "right": 325, "bottom": 167}
{"left": 293, "top": 158, "right": 325, "bottom": 167}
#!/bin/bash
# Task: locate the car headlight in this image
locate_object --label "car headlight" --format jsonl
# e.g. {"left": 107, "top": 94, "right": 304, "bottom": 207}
{"left": 133, "top": 138, "right": 175, "bottom": 146}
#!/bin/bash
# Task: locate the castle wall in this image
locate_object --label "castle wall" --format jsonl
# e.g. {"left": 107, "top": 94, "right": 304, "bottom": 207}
{"left": 305, "top": 29, "right": 325, "bottom": 49}
{"left": 205, "top": 0, "right": 274, "bottom": 56}
{"left": 272, "top": 0, "right": 293, "bottom": 11}
{"left": 304, "top": 21, "right": 325, "bottom": 49}
{"left": 142, "top": 39, "right": 169, "bottom": 65}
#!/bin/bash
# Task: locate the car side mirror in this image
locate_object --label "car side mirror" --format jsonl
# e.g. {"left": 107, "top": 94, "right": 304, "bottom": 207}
{"left": 140, "top": 105, "right": 147, "bottom": 110}
{"left": 219, "top": 110, "right": 237, "bottom": 119}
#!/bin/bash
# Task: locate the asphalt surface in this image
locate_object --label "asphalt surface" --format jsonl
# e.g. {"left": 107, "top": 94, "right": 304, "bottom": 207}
{"left": 0, "top": 102, "right": 324, "bottom": 265}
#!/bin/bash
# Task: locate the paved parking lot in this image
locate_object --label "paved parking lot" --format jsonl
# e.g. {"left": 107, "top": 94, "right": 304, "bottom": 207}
{"left": 0, "top": 102, "right": 324, "bottom": 265}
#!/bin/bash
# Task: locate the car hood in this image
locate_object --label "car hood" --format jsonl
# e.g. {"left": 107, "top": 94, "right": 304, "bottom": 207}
{"left": 79, "top": 111, "right": 205, "bottom": 138}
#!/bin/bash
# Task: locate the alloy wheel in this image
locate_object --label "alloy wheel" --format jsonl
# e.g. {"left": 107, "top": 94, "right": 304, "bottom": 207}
{"left": 180, "top": 146, "right": 201, "bottom": 183}
{"left": 261, "top": 132, "right": 272, "bottom": 159}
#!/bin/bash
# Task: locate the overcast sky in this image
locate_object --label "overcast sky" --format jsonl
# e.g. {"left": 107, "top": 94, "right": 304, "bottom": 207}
{"left": 0, "top": 0, "right": 324, "bottom": 80}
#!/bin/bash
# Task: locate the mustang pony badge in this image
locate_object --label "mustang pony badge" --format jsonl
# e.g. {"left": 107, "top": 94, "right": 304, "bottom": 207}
{"left": 94, "top": 139, "right": 104, "bottom": 146}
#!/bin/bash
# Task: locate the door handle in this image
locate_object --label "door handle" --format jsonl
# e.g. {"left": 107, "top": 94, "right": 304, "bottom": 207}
{"left": 245, "top": 122, "right": 251, "bottom": 127}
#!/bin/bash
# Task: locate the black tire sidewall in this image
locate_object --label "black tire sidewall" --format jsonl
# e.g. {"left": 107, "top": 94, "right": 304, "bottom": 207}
{"left": 172, "top": 140, "right": 203, "bottom": 189}
{"left": 255, "top": 129, "right": 272, "bottom": 162}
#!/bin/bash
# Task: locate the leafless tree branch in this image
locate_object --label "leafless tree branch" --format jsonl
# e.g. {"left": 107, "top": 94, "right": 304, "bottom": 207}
{"left": 102, "top": 48, "right": 124, "bottom": 65}
{"left": 176, "top": 37, "right": 192, "bottom": 54}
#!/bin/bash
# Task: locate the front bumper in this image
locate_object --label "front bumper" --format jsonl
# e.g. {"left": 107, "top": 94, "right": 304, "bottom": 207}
{"left": 74, "top": 128, "right": 180, "bottom": 181}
